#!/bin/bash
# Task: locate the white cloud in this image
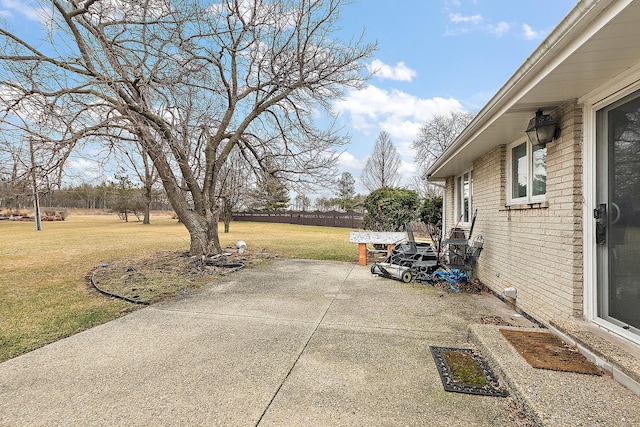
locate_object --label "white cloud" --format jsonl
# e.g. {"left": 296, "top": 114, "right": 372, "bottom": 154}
{"left": 443, "top": 27, "right": 470, "bottom": 37}
{"left": 67, "top": 158, "right": 96, "bottom": 170}
{"left": 489, "top": 21, "right": 510, "bottom": 37}
{"left": 334, "top": 85, "right": 466, "bottom": 137}
{"left": 522, "top": 24, "right": 544, "bottom": 40}
{"left": 367, "top": 59, "right": 417, "bottom": 82}
{"left": 399, "top": 158, "right": 417, "bottom": 176}
{"left": 337, "top": 151, "right": 366, "bottom": 170}
{"left": 0, "top": 0, "right": 50, "bottom": 22}
{"left": 379, "top": 118, "right": 422, "bottom": 143}
{"left": 449, "top": 13, "right": 483, "bottom": 25}
{"left": 66, "top": 158, "right": 103, "bottom": 179}
{"left": 446, "top": 11, "right": 514, "bottom": 38}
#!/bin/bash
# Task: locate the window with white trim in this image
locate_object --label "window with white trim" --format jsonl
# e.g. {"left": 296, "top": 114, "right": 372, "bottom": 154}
{"left": 454, "top": 170, "right": 473, "bottom": 225}
{"left": 507, "top": 140, "right": 546, "bottom": 204}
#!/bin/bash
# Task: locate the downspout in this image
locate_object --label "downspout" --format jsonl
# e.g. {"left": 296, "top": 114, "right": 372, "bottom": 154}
{"left": 441, "top": 186, "right": 447, "bottom": 245}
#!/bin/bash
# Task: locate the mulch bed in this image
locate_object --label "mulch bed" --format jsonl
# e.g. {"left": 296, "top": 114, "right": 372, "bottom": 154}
{"left": 499, "top": 329, "right": 602, "bottom": 375}
{"left": 89, "top": 249, "right": 280, "bottom": 305}
{"left": 430, "top": 279, "right": 490, "bottom": 294}
{"left": 430, "top": 346, "right": 508, "bottom": 397}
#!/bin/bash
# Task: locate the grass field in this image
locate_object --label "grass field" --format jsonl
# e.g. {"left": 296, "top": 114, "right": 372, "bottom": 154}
{"left": 0, "top": 213, "right": 357, "bottom": 362}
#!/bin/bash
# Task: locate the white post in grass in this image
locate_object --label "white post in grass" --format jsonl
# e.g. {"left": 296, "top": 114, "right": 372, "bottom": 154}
{"left": 29, "top": 137, "right": 42, "bottom": 231}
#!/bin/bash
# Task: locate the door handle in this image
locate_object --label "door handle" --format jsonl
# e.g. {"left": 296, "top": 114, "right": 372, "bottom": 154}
{"left": 610, "top": 202, "right": 621, "bottom": 224}
{"left": 594, "top": 203, "right": 607, "bottom": 245}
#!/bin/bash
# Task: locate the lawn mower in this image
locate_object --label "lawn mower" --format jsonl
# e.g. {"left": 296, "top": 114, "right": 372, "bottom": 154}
{"left": 370, "top": 212, "right": 483, "bottom": 284}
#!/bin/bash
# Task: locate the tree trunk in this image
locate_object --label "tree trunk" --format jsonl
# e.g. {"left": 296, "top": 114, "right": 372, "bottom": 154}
{"left": 207, "top": 219, "right": 222, "bottom": 254}
{"left": 222, "top": 199, "right": 232, "bottom": 233}
{"left": 143, "top": 186, "right": 151, "bottom": 225}
{"left": 143, "top": 203, "right": 150, "bottom": 224}
{"left": 178, "top": 209, "right": 223, "bottom": 256}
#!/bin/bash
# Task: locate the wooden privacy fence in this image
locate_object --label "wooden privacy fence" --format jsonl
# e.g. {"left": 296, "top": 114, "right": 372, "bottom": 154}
{"left": 232, "top": 210, "right": 364, "bottom": 229}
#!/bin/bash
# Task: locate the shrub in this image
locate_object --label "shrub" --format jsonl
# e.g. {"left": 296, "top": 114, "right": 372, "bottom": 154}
{"left": 362, "top": 187, "right": 419, "bottom": 231}
{"left": 419, "top": 195, "right": 442, "bottom": 229}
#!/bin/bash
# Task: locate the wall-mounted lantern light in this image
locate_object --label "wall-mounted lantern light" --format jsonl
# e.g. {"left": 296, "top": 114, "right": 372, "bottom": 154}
{"left": 525, "top": 109, "right": 560, "bottom": 147}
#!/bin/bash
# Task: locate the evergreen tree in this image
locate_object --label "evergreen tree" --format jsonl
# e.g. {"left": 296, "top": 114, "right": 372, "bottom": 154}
{"left": 248, "top": 171, "right": 290, "bottom": 211}
{"left": 335, "top": 172, "right": 356, "bottom": 210}
{"left": 363, "top": 187, "right": 419, "bottom": 231}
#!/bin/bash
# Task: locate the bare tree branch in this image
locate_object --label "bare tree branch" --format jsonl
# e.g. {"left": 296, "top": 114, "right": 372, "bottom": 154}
{"left": 0, "top": 0, "right": 376, "bottom": 255}
{"left": 412, "top": 111, "right": 474, "bottom": 176}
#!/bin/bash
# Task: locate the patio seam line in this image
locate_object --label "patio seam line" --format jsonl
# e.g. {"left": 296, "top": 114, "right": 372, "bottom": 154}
{"left": 150, "top": 306, "right": 318, "bottom": 325}
{"left": 253, "top": 262, "right": 356, "bottom": 427}
{"left": 319, "top": 321, "right": 466, "bottom": 336}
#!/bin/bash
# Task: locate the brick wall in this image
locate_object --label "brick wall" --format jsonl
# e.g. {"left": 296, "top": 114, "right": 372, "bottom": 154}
{"left": 445, "top": 100, "right": 584, "bottom": 325}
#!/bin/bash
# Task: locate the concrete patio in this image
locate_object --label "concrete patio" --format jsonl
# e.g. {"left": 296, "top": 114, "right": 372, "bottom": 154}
{"left": 0, "top": 259, "right": 638, "bottom": 426}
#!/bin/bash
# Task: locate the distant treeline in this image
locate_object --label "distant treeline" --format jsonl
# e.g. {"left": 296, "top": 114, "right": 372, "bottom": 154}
{"left": 0, "top": 184, "right": 173, "bottom": 211}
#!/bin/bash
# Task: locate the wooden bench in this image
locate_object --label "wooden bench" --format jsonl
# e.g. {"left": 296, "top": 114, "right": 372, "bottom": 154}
{"left": 349, "top": 231, "right": 406, "bottom": 266}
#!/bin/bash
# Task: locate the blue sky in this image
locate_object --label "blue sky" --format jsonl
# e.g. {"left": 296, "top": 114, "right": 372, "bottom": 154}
{"left": 0, "top": 0, "right": 579, "bottom": 197}
{"left": 332, "top": 0, "right": 578, "bottom": 194}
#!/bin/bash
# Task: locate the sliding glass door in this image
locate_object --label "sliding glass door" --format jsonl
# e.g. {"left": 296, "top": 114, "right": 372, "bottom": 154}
{"left": 596, "top": 90, "right": 640, "bottom": 335}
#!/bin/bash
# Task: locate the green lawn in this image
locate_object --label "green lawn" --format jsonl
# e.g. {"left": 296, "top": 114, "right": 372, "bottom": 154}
{"left": 0, "top": 214, "right": 356, "bottom": 362}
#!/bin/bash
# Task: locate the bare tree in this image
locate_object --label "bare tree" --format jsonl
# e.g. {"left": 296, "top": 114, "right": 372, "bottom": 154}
{"left": 294, "top": 194, "right": 312, "bottom": 210}
{"left": 412, "top": 111, "right": 474, "bottom": 176}
{"left": 407, "top": 174, "right": 445, "bottom": 198}
{"left": 113, "top": 145, "right": 160, "bottom": 225}
{"left": 361, "top": 131, "right": 401, "bottom": 192}
{"left": 314, "top": 196, "right": 336, "bottom": 211}
{"left": 0, "top": 151, "right": 30, "bottom": 209}
{"left": 0, "top": 0, "right": 375, "bottom": 255}
{"left": 217, "top": 148, "right": 250, "bottom": 233}
{"left": 0, "top": 101, "right": 74, "bottom": 216}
